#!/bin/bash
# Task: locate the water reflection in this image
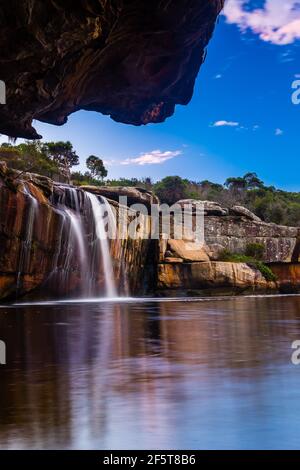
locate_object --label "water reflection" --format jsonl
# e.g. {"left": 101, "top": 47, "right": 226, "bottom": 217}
{"left": 0, "top": 296, "right": 300, "bottom": 449}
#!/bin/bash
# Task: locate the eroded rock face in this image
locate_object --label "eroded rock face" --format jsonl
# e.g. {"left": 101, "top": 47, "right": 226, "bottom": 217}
{"left": 0, "top": 167, "right": 153, "bottom": 300}
{"left": 0, "top": 0, "right": 224, "bottom": 138}
{"left": 271, "top": 263, "right": 300, "bottom": 293}
{"left": 160, "top": 201, "right": 300, "bottom": 263}
{"left": 158, "top": 200, "right": 300, "bottom": 294}
{"left": 157, "top": 261, "right": 300, "bottom": 294}
{"left": 157, "top": 261, "right": 273, "bottom": 293}
{"left": 204, "top": 216, "right": 299, "bottom": 263}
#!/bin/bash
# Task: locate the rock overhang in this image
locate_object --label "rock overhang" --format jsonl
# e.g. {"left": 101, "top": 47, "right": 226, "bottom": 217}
{"left": 0, "top": 0, "right": 224, "bottom": 139}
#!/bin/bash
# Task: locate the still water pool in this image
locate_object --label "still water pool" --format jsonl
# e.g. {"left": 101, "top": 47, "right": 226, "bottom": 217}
{"left": 0, "top": 295, "right": 300, "bottom": 449}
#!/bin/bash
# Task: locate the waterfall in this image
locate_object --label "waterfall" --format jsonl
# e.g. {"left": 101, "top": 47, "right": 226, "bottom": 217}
{"left": 65, "top": 209, "right": 90, "bottom": 294}
{"left": 16, "top": 182, "right": 120, "bottom": 299}
{"left": 46, "top": 185, "right": 119, "bottom": 298}
{"left": 86, "top": 192, "right": 117, "bottom": 298}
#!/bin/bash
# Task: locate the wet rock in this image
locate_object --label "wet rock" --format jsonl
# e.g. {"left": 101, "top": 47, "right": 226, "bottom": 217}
{"left": 271, "top": 263, "right": 300, "bottom": 293}
{"left": 157, "top": 261, "right": 273, "bottom": 291}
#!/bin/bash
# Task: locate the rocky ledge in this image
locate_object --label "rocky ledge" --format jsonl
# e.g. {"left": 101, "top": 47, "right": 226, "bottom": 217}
{"left": 158, "top": 261, "right": 276, "bottom": 295}
{"left": 0, "top": 172, "right": 299, "bottom": 300}
{"left": 0, "top": 0, "right": 224, "bottom": 138}
{"left": 158, "top": 200, "right": 300, "bottom": 295}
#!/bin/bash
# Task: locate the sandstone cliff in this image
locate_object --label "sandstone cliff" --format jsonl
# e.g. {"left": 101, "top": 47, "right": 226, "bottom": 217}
{"left": 158, "top": 200, "right": 300, "bottom": 295}
{"left": 1, "top": 175, "right": 299, "bottom": 300}
{"left": 0, "top": 0, "right": 224, "bottom": 138}
{"left": 0, "top": 163, "right": 153, "bottom": 300}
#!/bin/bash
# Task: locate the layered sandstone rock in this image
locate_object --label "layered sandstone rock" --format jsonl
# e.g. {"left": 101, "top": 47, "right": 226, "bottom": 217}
{"left": 167, "top": 239, "right": 210, "bottom": 262}
{"left": 157, "top": 261, "right": 300, "bottom": 294}
{"left": 158, "top": 200, "right": 300, "bottom": 294}
{"left": 80, "top": 185, "right": 159, "bottom": 209}
{"left": 157, "top": 261, "right": 273, "bottom": 292}
{"left": 0, "top": 167, "right": 153, "bottom": 300}
{"left": 229, "top": 205, "right": 262, "bottom": 222}
{"left": 0, "top": 0, "right": 224, "bottom": 138}
{"left": 204, "top": 216, "right": 299, "bottom": 263}
{"left": 177, "top": 199, "right": 228, "bottom": 216}
{"left": 160, "top": 200, "right": 300, "bottom": 263}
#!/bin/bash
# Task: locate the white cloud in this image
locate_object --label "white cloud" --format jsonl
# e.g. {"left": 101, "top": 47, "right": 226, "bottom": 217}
{"left": 120, "top": 149, "right": 182, "bottom": 166}
{"left": 223, "top": 0, "right": 300, "bottom": 45}
{"left": 212, "top": 120, "right": 240, "bottom": 127}
{"left": 214, "top": 74, "right": 223, "bottom": 79}
{"left": 103, "top": 159, "right": 118, "bottom": 166}
{"left": 275, "top": 128, "right": 284, "bottom": 135}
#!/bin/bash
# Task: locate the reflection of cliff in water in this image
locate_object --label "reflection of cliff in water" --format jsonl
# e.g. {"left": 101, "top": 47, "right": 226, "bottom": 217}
{"left": 1, "top": 296, "right": 300, "bottom": 448}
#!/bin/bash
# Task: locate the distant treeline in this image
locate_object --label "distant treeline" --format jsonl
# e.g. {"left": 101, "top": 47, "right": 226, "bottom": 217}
{"left": 1, "top": 142, "right": 299, "bottom": 226}
{"left": 101, "top": 174, "right": 300, "bottom": 227}
{"left": 77, "top": 171, "right": 300, "bottom": 227}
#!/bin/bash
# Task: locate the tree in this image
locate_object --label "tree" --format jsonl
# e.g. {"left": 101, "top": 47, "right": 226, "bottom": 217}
{"left": 0, "top": 140, "right": 60, "bottom": 178}
{"left": 141, "top": 177, "right": 153, "bottom": 190}
{"left": 224, "top": 176, "right": 247, "bottom": 192}
{"left": 42, "top": 141, "right": 79, "bottom": 182}
{"left": 154, "top": 176, "right": 189, "bottom": 205}
{"left": 243, "top": 172, "right": 264, "bottom": 189}
{"left": 86, "top": 155, "right": 108, "bottom": 182}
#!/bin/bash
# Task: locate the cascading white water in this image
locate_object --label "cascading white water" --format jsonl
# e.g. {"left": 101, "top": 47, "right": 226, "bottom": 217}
{"left": 65, "top": 208, "right": 90, "bottom": 292}
{"left": 86, "top": 192, "right": 117, "bottom": 298}
{"left": 19, "top": 183, "right": 120, "bottom": 298}
{"left": 69, "top": 187, "right": 80, "bottom": 213}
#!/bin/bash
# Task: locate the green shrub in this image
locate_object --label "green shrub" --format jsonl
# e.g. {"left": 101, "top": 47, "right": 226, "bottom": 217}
{"left": 245, "top": 242, "right": 265, "bottom": 260}
{"left": 218, "top": 249, "right": 277, "bottom": 282}
{"left": 250, "top": 261, "right": 277, "bottom": 282}
{"left": 218, "top": 249, "right": 249, "bottom": 263}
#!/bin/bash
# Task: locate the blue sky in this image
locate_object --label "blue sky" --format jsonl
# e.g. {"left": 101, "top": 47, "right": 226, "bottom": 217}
{"left": 2, "top": 0, "right": 300, "bottom": 190}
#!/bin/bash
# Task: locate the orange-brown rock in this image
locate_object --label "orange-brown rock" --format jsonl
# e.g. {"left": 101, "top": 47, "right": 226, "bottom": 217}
{"left": 0, "top": 169, "right": 153, "bottom": 300}
{"left": 270, "top": 263, "right": 300, "bottom": 293}
{"left": 157, "top": 261, "right": 274, "bottom": 292}
{"left": 167, "top": 239, "right": 210, "bottom": 262}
